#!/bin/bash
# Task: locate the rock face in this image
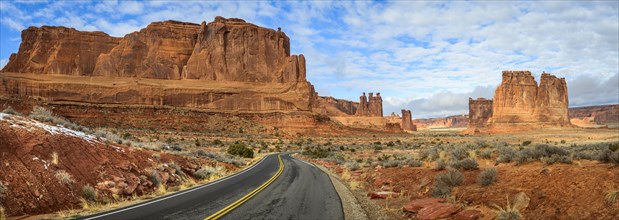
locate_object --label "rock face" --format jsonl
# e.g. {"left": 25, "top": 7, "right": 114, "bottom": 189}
{"left": 467, "top": 98, "right": 493, "bottom": 130}
{"left": 314, "top": 96, "right": 357, "bottom": 116}
{"left": 0, "top": 17, "right": 317, "bottom": 113}
{"left": 414, "top": 115, "right": 468, "bottom": 129}
{"left": 468, "top": 70, "right": 570, "bottom": 132}
{"left": 401, "top": 109, "right": 417, "bottom": 131}
{"left": 2, "top": 26, "right": 121, "bottom": 75}
{"left": 356, "top": 92, "right": 383, "bottom": 117}
{"left": 93, "top": 21, "right": 200, "bottom": 79}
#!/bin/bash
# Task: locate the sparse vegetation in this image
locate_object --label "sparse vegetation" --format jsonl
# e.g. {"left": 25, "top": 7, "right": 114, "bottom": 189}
{"left": 478, "top": 167, "right": 498, "bottom": 186}
{"left": 193, "top": 166, "right": 219, "bottom": 180}
{"left": 148, "top": 170, "right": 162, "bottom": 186}
{"left": 434, "top": 159, "right": 446, "bottom": 170}
{"left": 2, "top": 106, "right": 19, "bottom": 115}
{"left": 345, "top": 162, "right": 360, "bottom": 171}
{"left": 451, "top": 158, "right": 479, "bottom": 170}
{"left": 0, "top": 181, "right": 6, "bottom": 198}
{"left": 522, "top": 140, "right": 532, "bottom": 146}
{"left": 227, "top": 143, "right": 254, "bottom": 158}
{"left": 55, "top": 170, "right": 75, "bottom": 185}
{"left": 606, "top": 189, "right": 618, "bottom": 205}
{"left": 81, "top": 185, "right": 97, "bottom": 202}
{"left": 51, "top": 152, "right": 59, "bottom": 165}
{"left": 432, "top": 169, "right": 464, "bottom": 197}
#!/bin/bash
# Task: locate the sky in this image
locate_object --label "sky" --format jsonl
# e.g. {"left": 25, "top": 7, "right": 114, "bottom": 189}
{"left": 0, "top": 0, "right": 618, "bottom": 118}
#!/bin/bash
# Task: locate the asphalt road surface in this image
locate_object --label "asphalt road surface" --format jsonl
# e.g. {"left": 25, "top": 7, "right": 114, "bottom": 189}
{"left": 81, "top": 153, "right": 343, "bottom": 220}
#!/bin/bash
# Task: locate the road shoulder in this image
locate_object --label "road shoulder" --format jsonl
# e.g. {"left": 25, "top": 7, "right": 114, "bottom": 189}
{"left": 313, "top": 163, "right": 369, "bottom": 220}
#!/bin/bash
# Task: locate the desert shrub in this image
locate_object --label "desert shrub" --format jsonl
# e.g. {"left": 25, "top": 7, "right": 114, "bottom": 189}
{"left": 212, "top": 139, "right": 224, "bottom": 145}
{"left": 386, "top": 141, "right": 395, "bottom": 147}
{"left": 479, "top": 149, "right": 493, "bottom": 159}
{"left": 420, "top": 148, "right": 440, "bottom": 161}
{"left": 457, "top": 158, "right": 479, "bottom": 170}
{"left": 82, "top": 185, "right": 97, "bottom": 202}
{"left": 451, "top": 147, "right": 468, "bottom": 160}
{"left": 610, "top": 143, "right": 619, "bottom": 152}
{"left": 597, "top": 149, "right": 619, "bottom": 165}
{"left": 495, "top": 209, "right": 522, "bottom": 220}
{"left": 0, "top": 181, "right": 6, "bottom": 198}
{"left": 302, "top": 148, "right": 330, "bottom": 159}
{"left": 606, "top": 189, "right": 618, "bottom": 205}
{"left": 434, "top": 159, "right": 447, "bottom": 170}
{"left": 227, "top": 143, "right": 254, "bottom": 158}
{"left": 382, "top": 160, "right": 399, "bottom": 168}
{"left": 405, "top": 158, "right": 423, "bottom": 167}
{"left": 2, "top": 106, "right": 18, "bottom": 115}
{"left": 541, "top": 154, "right": 572, "bottom": 164}
{"left": 497, "top": 147, "right": 517, "bottom": 163}
{"left": 55, "top": 170, "right": 75, "bottom": 185}
{"left": 193, "top": 166, "right": 218, "bottom": 180}
{"left": 148, "top": 170, "right": 162, "bottom": 186}
{"left": 432, "top": 169, "right": 463, "bottom": 197}
{"left": 478, "top": 168, "right": 498, "bottom": 186}
{"left": 169, "top": 163, "right": 184, "bottom": 175}
{"left": 345, "top": 162, "right": 360, "bottom": 171}
{"left": 522, "top": 141, "right": 532, "bottom": 146}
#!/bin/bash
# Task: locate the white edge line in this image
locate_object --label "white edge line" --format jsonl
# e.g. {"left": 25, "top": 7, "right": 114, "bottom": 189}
{"left": 290, "top": 155, "right": 316, "bottom": 168}
{"left": 84, "top": 154, "right": 274, "bottom": 220}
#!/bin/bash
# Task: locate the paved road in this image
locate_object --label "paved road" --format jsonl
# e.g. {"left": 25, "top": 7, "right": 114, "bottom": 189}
{"left": 223, "top": 154, "right": 343, "bottom": 220}
{"left": 81, "top": 153, "right": 343, "bottom": 220}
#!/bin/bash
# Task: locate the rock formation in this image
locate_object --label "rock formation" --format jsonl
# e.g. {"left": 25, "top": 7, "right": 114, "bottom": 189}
{"left": 93, "top": 21, "right": 200, "bottom": 79}
{"left": 356, "top": 92, "right": 383, "bottom": 117}
{"left": 314, "top": 96, "right": 357, "bottom": 116}
{"left": 414, "top": 115, "right": 468, "bottom": 129}
{"left": 401, "top": 109, "right": 417, "bottom": 131}
{"left": 569, "top": 104, "right": 619, "bottom": 128}
{"left": 0, "top": 17, "right": 317, "bottom": 113}
{"left": 467, "top": 70, "right": 570, "bottom": 132}
{"left": 2, "top": 26, "right": 120, "bottom": 75}
{"left": 467, "top": 98, "right": 493, "bottom": 130}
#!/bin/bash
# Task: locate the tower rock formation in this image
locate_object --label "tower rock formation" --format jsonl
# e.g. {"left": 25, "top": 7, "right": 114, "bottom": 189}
{"left": 356, "top": 92, "right": 383, "bottom": 117}
{"left": 0, "top": 17, "right": 317, "bottom": 112}
{"left": 468, "top": 70, "right": 570, "bottom": 132}
{"left": 401, "top": 109, "right": 417, "bottom": 131}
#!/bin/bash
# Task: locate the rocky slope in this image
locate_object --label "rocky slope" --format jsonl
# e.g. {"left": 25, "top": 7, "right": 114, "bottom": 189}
{"left": 0, "top": 17, "right": 317, "bottom": 115}
{"left": 0, "top": 113, "right": 222, "bottom": 217}
{"left": 414, "top": 115, "right": 468, "bottom": 129}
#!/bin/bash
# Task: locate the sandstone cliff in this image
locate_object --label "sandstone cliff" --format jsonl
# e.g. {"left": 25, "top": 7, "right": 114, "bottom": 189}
{"left": 414, "top": 115, "right": 468, "bottom": 129}
{"left": 0, "top": 17, "right": 317, "bottom": 113}
{"left": 2, "top": 26, "right": 120, "bottom": 75}
{"left": 93, "top": 21, "right": 200, "bottom": 79}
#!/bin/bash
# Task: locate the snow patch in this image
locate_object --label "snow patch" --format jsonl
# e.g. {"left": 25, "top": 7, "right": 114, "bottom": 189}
{"left": 1, "top": 113, "right": 102, "bottom": 144}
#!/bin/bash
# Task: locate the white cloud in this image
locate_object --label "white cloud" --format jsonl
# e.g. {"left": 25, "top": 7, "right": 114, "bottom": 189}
{"left": 119, "top": 1, "right": 144, "bottom": 15}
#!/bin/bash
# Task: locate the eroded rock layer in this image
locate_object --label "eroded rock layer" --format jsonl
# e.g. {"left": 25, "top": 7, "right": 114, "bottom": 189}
{"left": 401, "top": 109, "right": 416, "bottom": 131}
{"left": 468, "top": 98, "right": 493, "bottom": 130}
{"left": 0, "top": 17, "right": 317, "bottom": 113}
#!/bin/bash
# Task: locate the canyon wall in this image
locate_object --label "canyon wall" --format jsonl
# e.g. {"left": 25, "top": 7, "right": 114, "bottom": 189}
{"left": 0, "top": 17, "right": 317, "bottom": 113}
{"left": 314, "top": 96, "right": 357, "bottom": 116}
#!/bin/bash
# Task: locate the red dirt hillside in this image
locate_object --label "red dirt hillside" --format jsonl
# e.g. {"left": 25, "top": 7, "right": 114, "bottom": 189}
{"left": 0, "top": 113, "right": 220, "bottom": 217}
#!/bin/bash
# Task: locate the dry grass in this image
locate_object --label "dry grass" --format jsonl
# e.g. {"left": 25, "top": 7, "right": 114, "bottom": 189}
{"left": 55, "top": 170, "right": 74, "bottom": 185}
{"left": 0, "top": 206, "right": 5, "bottom": 220}
{"left": 607, "top": 189, "right": 618, "bottom": 205}
{"left": 51, "top": 152, "right": 59, "bottom": 165}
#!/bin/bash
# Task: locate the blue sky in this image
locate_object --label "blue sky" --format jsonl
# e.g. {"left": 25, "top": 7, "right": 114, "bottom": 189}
{"left": 1, "top": 0, "right": 618, "bottom": 118}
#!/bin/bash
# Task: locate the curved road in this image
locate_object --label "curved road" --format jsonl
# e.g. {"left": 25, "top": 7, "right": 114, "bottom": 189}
{"left": 82, "top": 153, "right": 343, "bottom": 220}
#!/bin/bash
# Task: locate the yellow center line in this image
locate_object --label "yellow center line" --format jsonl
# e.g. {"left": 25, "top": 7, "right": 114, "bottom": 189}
{"left": 204, "top": 154, "right": 285, "bottom": 220}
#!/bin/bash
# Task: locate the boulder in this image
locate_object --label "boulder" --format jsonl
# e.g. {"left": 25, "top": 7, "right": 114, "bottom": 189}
{"left": 417, "top": 202, "right": 459, "bottom": 220}
{"left": 402, "top": 198, "right": 446, "bottom": 213}
{"left": 454, "top": 209, "right": 482, "bottom": 220}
